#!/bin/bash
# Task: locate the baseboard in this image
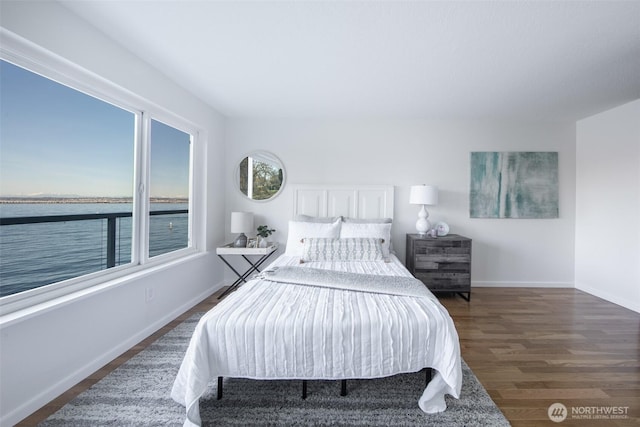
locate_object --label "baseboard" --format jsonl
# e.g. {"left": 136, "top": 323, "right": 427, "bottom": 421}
{"left": 472, "top": 281, "right": 574, "bottom": 288}
{"left": 575, "top": 283, "right": 640, "bottom": 314}
{"left": 473, "top": 281, "right": 640, "bottom": 314}
{"left": 2, "top": 281, "right": 223, "bottom": 427}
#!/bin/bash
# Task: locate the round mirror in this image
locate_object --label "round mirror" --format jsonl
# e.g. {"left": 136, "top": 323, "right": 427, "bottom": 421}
{"left": 236, "top": 151, "right": 285, "bottom": 201}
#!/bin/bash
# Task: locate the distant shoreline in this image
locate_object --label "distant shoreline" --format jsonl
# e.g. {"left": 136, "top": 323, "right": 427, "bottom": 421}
{"left": 0, "top": 197, "right": 188, "bottom": 204}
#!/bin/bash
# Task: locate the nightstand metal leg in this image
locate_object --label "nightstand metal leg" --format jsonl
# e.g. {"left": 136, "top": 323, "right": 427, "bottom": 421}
{"left": 218, "top": 249, "right": 277, "bottom": 299}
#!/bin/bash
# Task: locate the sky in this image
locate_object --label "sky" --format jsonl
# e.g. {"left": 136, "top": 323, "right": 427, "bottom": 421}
{"left": 0, "top": 60, "right": 190, "bottom": 198}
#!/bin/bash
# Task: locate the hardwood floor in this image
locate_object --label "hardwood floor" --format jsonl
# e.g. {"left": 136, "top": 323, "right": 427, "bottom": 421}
{"left": 439, "top": 288, "right": 640, "bottom": 427}
{"left": 18, "top": 287, "right": 640, "bottom": 426}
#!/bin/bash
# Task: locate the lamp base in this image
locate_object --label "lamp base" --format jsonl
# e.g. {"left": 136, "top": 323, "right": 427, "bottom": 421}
{"left": 416, "top": 218, "right": 431, "bottom": 235}
{"left": 416, "top": 205, "right": 431, "bottom": 235}
{"left": 233, "top": 233, "right": 248, "bottom": 248}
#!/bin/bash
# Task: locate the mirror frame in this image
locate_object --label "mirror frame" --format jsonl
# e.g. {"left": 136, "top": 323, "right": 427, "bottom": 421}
{"left": 234, "top": 150, "right": 286, "bottom": 202}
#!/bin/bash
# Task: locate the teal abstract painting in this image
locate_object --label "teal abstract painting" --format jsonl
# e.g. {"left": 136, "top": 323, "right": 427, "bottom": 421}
{"left": 470, "top": 152, "right": 559, "bottom": 218}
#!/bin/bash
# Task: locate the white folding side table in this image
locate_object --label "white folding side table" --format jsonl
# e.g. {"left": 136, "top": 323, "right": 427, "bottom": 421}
{"left": 216, "top": 243, "right": 278, "bottom": 299}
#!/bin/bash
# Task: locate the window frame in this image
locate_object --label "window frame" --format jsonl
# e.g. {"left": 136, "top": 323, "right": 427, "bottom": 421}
{"left": 0, "top": 29, "right": 203, "bottom": 315}
{"left": 142, "top": 114, "right": 197, "bottom": 262}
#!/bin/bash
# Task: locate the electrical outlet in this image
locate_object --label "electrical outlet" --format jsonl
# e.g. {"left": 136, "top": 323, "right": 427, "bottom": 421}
{"left": 145, "top": 287, "right": 154, "bottom": 303}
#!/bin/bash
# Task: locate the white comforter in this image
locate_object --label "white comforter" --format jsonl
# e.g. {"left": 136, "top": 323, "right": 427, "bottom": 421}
{"left": 171, "top": 255, "right": 462, "bottom": 426}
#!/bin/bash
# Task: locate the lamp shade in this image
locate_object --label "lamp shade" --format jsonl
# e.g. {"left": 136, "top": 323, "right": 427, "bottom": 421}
{"left": 230, "top": 211, "right": 254, "bottom": 233}
{"left": 409, "top": 185, "right": 438, "bottom": 205}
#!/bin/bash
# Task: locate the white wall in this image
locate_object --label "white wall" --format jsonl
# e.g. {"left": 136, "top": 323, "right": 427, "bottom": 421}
{"left": 576, "top": 100, "right": 640, "bottom": 313}
{"left": 225, "top": 119, "right": 576, "bottom": 287}
{"left": 0, "top": 2, "right": 227, "bottom": 425}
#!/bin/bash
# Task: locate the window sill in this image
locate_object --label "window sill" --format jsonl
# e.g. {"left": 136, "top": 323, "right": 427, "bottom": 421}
{"left": 0, "top": 250, "right": 207, "bottom": 327}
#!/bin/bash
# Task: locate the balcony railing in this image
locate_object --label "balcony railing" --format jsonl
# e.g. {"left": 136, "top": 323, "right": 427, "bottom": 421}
{"left": 0, "top": 209, "right": 188, "bottom": 268}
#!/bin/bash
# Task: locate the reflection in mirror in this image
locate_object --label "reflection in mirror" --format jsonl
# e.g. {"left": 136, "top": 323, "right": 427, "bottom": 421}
{"left": 237, "top": 151, "right": 285, "bottom": 201}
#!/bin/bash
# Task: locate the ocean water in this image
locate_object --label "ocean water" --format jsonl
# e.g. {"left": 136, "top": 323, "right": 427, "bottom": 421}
{"left": 0, "top": 203, "right": 188, "bottom": 297}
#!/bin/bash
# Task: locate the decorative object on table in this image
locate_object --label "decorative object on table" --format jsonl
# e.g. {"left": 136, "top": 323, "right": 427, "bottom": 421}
{"left": 409, "top": 185, "right": 439, "bottom": 235}
{"left": 435, "top": 221, "right": 450, "bottom": 236}
{"left": 427, "top": 229, "right": 438, "bottom": 238}
{"left": 231, "top": 211, "right": 254, "bottom": 247}
{"left": 247, "top": 238, "right": 257, "bottom": 248}
{"left": 470, "top": 152, "right": 559, "bottom": 218}
{"left": 256, "top": 225, "right": 275, "bottom": 248}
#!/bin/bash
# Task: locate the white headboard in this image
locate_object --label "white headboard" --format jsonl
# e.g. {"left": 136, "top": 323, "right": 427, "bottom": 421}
{"left": 292, "top": 184, "right": 394, "bottom": 219}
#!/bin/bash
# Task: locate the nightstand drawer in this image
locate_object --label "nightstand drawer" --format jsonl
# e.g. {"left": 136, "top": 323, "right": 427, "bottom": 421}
{"left": 413, "top": 240, "right": 470, "bottom": 253}
{"left": 415, "top": 254, "right": 470, "bottom": 268}
{"left": 415, "top": 272, "right": 470, "bottom": 288}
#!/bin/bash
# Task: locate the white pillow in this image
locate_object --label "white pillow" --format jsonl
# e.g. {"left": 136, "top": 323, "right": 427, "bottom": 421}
{"left": 285, "top": 218, "right": 342, "bottom": 256}
{"left": 294, "top": 214, "right": 342, "bottom": 223}
{"left": 340, "top": 222, "right": 392, "bottom": 258}
{"left": 343, "top": 217, "right": 392, "bottom": 224}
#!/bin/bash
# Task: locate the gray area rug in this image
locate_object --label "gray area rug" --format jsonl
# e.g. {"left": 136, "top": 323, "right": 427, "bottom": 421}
{"left": 42, "top": 314, "right": 510, "bottom": 426}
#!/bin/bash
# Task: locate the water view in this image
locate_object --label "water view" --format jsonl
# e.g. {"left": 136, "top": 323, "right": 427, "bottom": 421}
{"left": 0, "top": 201, "right": 188, "bottom": 297}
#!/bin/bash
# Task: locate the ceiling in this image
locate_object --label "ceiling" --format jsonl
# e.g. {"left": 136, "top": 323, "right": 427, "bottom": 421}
{"left": 60, "top": 0, "right": 640, "bottom": 121}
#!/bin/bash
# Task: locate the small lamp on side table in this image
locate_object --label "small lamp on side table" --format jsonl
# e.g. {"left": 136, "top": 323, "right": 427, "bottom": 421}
{"left": 231, "top": 211, "right": 254, "bottom": 247}
{"left": 409, "top": 185, "right": 438, "bottom": 235}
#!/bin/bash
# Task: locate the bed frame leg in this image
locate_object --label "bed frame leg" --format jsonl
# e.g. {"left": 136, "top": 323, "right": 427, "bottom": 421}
{"left": 341, "top": 379, "right": 347, "bottom": 396}
{"left": 217, "top": 377, "right": 223, "bottom": 400}
{"left": 425, "top": 368, "right": 433, "bottom": 386}
{"left": 302, "top": 380, "right": 307, "bottom": 399}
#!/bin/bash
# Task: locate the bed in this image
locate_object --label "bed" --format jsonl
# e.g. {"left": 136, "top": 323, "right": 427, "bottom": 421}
{"left": 171, "top": 185, "right": 462, "bottom": 426}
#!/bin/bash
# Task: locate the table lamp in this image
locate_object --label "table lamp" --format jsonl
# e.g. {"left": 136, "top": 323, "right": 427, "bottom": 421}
{"left": 409, "top": 185, "right": 438, "bottom": 235}
{"left": 231, "top": 211, "right": 254, "bottom": 247}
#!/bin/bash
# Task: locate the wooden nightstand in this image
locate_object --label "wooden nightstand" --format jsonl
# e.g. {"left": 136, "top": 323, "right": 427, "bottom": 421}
{"left": 405, "top": 233, "right": 471, "bottom": 301}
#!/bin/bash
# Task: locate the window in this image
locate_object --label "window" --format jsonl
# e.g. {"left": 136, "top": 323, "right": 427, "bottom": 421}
{"left": 0, "top": 55, "right": 198, "bottom": 303}
{"left": 148, "top": 119, "right": 191, "bottom": 258}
